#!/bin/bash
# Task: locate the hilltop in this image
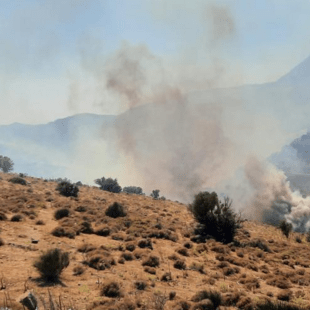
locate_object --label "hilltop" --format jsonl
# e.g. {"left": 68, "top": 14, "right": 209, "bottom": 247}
{"left": 0, "top": 172, "right": 310, "bottom": 310}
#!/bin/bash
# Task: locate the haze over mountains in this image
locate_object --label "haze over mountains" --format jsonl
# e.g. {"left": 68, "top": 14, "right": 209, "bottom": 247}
{"left": 1, "top": 54, "right": 310, "bottom": 202}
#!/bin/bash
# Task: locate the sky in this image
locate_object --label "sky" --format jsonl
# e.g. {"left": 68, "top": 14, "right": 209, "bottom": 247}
{"left": 1, "top": 0, "right": 310, "bottom": 124}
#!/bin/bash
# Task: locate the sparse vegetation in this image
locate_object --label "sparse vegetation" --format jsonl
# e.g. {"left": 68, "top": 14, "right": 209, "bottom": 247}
{"left": 189, "top": 191, "right": 241, "bottom": 244}
{"left": 33, "top": 248, "right": 69, "bottom": 282}
{"left": 95, "top": 176, "right": 122, "bottom": 193}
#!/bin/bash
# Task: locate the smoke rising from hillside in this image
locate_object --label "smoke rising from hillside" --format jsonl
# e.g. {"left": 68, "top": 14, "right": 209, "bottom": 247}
{"left": 241, "top": 156, "right": 310, "bottom": 232}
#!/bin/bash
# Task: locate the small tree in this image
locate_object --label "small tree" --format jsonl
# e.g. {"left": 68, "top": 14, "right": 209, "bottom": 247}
{"left": 279, "top": 220, "right": 293, "bottom": 238}
{"left": 0, "top": 156, "right": 14, "bottom": 173}
{"left": 56, "top": 181, "right": 79, "bottom": 197}
{"left": 189, "top": 191, "right": 241, "bottom": 244}
{"left": 150, "top": 189, "right": 160, "bottom": 199}
{"left": 95, "top": 177, "right": 122, "bottom": 193}
{"left": 123, "top": 186, "right": 144, "bottom": 195}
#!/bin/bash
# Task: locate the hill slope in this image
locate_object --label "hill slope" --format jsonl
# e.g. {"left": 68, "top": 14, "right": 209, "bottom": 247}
{"left": 0, "top": 172, "right": 310, "bottom": 309}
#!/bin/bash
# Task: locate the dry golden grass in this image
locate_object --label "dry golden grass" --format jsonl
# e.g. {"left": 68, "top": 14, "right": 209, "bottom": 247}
{"left": 1, "top": 172, "right": 310, "bottom": 309}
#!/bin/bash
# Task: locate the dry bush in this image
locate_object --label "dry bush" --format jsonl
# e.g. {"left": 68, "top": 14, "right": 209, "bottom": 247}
{"left": 73, "top": 265, "right": 85, "bottom": 276}
{"left": 134, "top": 281, "right": 147, "bottom": 290}
{"left": 172, "top": 300, "right": 191, "bottom": 310}
{"left": 277, "top": 290, "right": 293, "bottom": 302}
{"left": 0, "top": 212, "right": 8, "bottom": 220}
{"left": 78, "top": 243, "right": 96, "bottom": 253}
{"left": 52, "top": 226, "right": 76, "bottom": 239}
{"left": 173, "top": 259, "right": 186, "bottom": 270}
{"left": 33, "top": 248, "right": 69, "bottom": 281}
{"left": 266, "top": 277, "right": 292, "bottom": 289}
{"left": 78, "top": 221, "right": 94, "bottom": 234}
{"left": 137, "top": 238, "right": 153, "bottom": 249}
{"left": 144, "top": 266, "right": 156, "bottom": 274}
{"left": 183, "top": 241, "right": 193, "bottom": 249}
{"left": 95, "top": 226, "right": 111, "bottom": 236}
{"left": 142, "top": 255, "right": 160, "bottom": 267}
{"left": 176, "top": 247, "right": 189, "bottom": 256}
{"left": 256, "top": 299, "right": 307, "bottom": 310}
{"left": 54, "top": 208, "right": 70, "bottom": 220}
{"left": 125, "top": 243, "right": 136, "bottom": 252}
{"left": 11, "top": 214, "right": 23, "bottom": 222}
{"left": 121, "top": 252, "right": 134, "bottom": 261}
{"left": 239, "top": 276, "right": 260, "bottom": 290}
{"left": 189, "top": 262, "right": 205, "bottom": 274}
{"left": 75, "top": 205, "right": 88, "bottom": 212}
{"left": 106, "top": 202, "right": 127, "bottom": 218}
{"left": 101, "top": 281, "right": 123, "bottom": 298}
{"left": 0, "top": 238, "right": 5, "bottom": 246}
{"left": 191, "top": 290, "right": 222, "bottom": 308}
{"left": 83, "top": 250, "right": 116, "bottom": 270}
{"left": 161, "top": 272, "right": 172, "bottom": 282}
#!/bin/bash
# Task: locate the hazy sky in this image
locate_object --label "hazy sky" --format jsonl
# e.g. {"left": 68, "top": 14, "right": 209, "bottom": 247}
{"left": 1, "top": 0, "right": 310, "bottom": 125}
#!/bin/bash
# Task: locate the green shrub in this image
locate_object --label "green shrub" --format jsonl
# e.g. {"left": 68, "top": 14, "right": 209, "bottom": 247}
{"left": 9, "top": 177, "right": 26, "bottom": 185}
{"left": 0, "top": 156, "right": 14, "bottom": 173}
{"left": 33, "top": 248, "right": 69, "bottom": 281}
{"left": 123, "top": 186, "right": 144, "bottom": 195}
{"left": 95, "top": 177, "right": 122, "bottom": 193}
{"left": 105, "top": 202, "right": 127, "bottom": 218}
{"left": 56, "top": 181, "right": 79, "bottom": 197}
{"left": 279, "top": 220, "right": 293, "bottom": 238}
{"left": 189, "top": 191, "right": 241, "bottom": 244}
{"left": 150, "top": 189, "right": 160, "bottom": 199}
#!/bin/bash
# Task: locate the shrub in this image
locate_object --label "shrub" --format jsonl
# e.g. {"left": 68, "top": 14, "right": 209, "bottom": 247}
{"left": 9, "top": 177, "right": 26, "bottom": 185}
{"left": 150, "top": 189, "right": 160, "bottom": 199}
{"left": 173, "top": 259, "right": 186, "bottom": 270}
{"left": 134, "top": 281, "right": 147, "bottom": 290}
{"left": 279, "top": 220, "right": 293, "bottom": 238}
{"left": 33, "top": 248, "right": 69, "bottom": 281}
{"left": 56, "top": 181, "right": 79, "bottom": 197}
{"left": 54, "top": 208, "right": 70, "bottom": 220}
{"left": 73, "top": 266, "right": 85, "bottom": 276}
{"left": 189, "top": 192, "right": 241, "bottom": 244}
{"left": 95, "top": 177, "right": 122, "bottom": 193}
{"left": 11, "top": 214, "right": 23, "bottom": 222}
{"left": 35, "top": 220, "right": 45, "bottom": 225}
{"left": 0, "top": 155, "right": 14, "bottom": 173}
{"left": 105, "top": 202, "right": 127, "bottom": 218}
{"left": 0, "top": 212, "right": 7, "bottom": 221}
{"left": 52, "top": 226, "right": 76, "bottom": 239}
{"left": 142, "top": 255, "right": 160, "bottom": 267}
{"left": 256, "top": 300, "right": 307, "bottom": 310}
{"left": 0, "top": 238, "right": 5, "bottom": 246}
{"left": 123, "top": 186, "right": 143, "bottom": 195}
{"left": 101, "top": 281, "right": 123, "bottom": 298}
{"left": 191, "top": 290, "right": 222, "bottom": 308}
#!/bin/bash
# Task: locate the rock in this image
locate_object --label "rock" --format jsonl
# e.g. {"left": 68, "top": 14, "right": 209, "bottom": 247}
{"left": 19, "top": 291, "right": 38, "bottom": 310}
{"left": 31, "top": 238, "right": 39, "bottom": 244}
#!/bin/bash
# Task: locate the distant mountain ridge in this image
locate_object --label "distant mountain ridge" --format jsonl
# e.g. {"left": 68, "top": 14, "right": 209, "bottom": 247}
{"left": 1, "top": 54, "right": 310, "bottom": 190}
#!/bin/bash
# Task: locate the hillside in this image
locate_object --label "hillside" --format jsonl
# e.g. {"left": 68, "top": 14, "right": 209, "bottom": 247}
{"left": 0, "top": 173, "right": 310, "bottom": 310}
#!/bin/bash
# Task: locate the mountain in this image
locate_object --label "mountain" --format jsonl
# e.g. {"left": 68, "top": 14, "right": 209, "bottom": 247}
{"left": 0, "top": 113, "right": 116, "bottom": 179}
{"left": 277, "top": 54, "right": 310, "bottom": 86}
